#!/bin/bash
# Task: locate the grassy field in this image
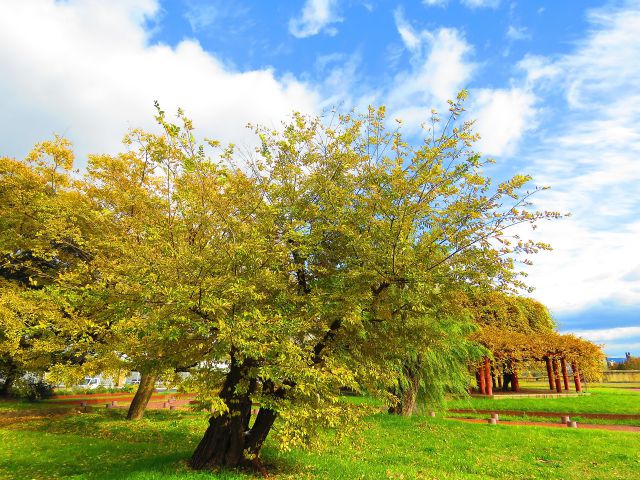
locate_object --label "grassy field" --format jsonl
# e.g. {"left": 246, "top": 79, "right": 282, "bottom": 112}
{"left": 1, "top": 397, "right": 639, "bottom": 479}
{"left": 446, "top": 385, "right": 640, "bottom": 416}
{"left": 446, "top": 412, "right": 640, "bottom": 427}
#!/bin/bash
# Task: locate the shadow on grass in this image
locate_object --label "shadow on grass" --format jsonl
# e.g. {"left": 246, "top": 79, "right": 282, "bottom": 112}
{"left": 0, "top": 428, "right": 250, "bottom": 479}
{"left": 0, "top": 407, "right": 312, "bottom": 479}
{"left": 3, "top": 407, "right": 212, "bottom": 446}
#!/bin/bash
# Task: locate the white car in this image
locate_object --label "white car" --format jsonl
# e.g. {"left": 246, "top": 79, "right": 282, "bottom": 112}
{"left": 77, "top": 377, "right": 101, "bottom": 389}
{"left": 77, "top": 376, "right": 114, "bottom": 389}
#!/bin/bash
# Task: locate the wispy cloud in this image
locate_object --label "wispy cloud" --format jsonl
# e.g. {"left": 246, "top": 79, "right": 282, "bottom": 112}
{"left": 389, "top": 8, "right": 476, "bottom": 121}
{"left": 424, "top": 0, "right": 500, "bottom": 10}
{"left": 506, "top": 25, "right": 530, "bottom": 41}
{"left": 183, "top": 0, "right": 252, "bottom": 35}
{"left": 571, "top": 326, "right": 640, "bottom": 343}
{"left": 289, "top": 0, "right": 341, "bottom": 38}
{"left": 423, "top": 0, "right": 449, "bottom": 7}
{"left": 514, "top": 1, "right": 640, "bottom": 314}
{"left": 461, "top": 0, "right": 500, "bottom": 8}
{"left": 184, "top": 0, "right": 219, "bottom": 32}
{"left": 391, "top": 8, "right": 535, "bottom": 155}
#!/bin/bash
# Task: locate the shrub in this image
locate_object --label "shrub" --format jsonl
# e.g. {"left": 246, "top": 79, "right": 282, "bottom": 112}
{"left": 13, "top": 378, "right": 55, "bottom": 401}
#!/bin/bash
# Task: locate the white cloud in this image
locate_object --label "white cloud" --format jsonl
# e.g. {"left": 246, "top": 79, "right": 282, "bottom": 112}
{"left": 314, "top": 52, "right": 363, "bottom": 109}
{"left": 423, "top": 0, "right": 449, "bottom": 7}
{"left": 570, "top": 326, "right": 640, "bottom": 343}
{"left": 289, "top": 0, "right": 341, "bottom": 38}
{"left": 424, "top": 0, "right": 499, "bottom": 8}
{"left": 518, "top": 55, "right": 562, "bottom": 84}
{"left": 389, "top": 10, "right": 533, "bottom": 155}
{"left": 0, "top": 0, "right": 320, "bottom": 164}
{"left": 389, "top": 10, "right": 476, "bottom": 125}
{"left": 184, "top": 0, "right": 220, "bottom": 32}
{"left": 393, "top": 8, "right": 422, "bottom": 52}
{"left": 515, "top": 1, "right": 640, "bottom": 313}
{"left": 461, "top": 0, "right": 500, "bottom": 8}
{"left": 522, "top": 220, "right": 640, "bottom": 313}
{"left": 506, "top": 25, "right": 530, "bottom": 41}
{"left": 470, "top": 88, "right": 536, "bottom": 156}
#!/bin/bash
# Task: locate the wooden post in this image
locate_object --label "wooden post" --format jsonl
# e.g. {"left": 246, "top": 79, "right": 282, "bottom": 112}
{"left": 572, "top": 362, "right": 582, "bottom": 392}
{"left": 560, "top": 358, "right": 570, "bottom": 391}
{"left": 552, "top": 357, "right": 562, "bottom": 393}
{"left": 484, "top": 357, "right": 493, "bottom": 396}
{"left": 545, "top": 356, "right": 555, "bottom": 391}
{"left": 512, "top": 367, "right": 520, "bottom": 392}
{"left": 478, "top": 365, "right": 486, "bottom": 394}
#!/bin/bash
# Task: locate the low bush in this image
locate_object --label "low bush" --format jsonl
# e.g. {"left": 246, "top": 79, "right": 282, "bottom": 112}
{"left": 12, "top": 378, "right": 55, "bottom": 401}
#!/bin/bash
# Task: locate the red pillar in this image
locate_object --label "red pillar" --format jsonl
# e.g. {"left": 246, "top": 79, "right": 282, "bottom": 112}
{"left": 484, "top": 357, "right": 493, "bottom": 396}
{"left": 545, "top": 356, "right": 555, "bottom": 391}
{"left": 552, "top": 357, "right": 562, "bottom": 393}
{"left": 572, "top": 362, "right": 583, "bottom": 392}
{"left": 478, "top": 365, "right": 486, "bottom": 394}
{"left": 560, "top": 358, "right": 570, "bottom": 391}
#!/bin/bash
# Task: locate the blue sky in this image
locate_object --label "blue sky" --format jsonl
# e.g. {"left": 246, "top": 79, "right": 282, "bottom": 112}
{"left": 1, "top": 0, "right": 639, "bottom": 355}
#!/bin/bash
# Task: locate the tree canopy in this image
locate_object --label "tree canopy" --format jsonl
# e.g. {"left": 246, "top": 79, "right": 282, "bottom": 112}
{"left": 1, "top": 93, "right": 590, "bottom": 470}
{"left": 467, "top": 291, "right": 604, "bottom": 383}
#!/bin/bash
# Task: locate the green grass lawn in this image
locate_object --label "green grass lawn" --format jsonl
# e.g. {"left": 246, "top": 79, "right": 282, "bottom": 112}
{"left": 1, "top": 401, "right": 639, "bottom": 479}
{"left": 446, "top": 386, "right": 640, "bottom": 416}
{"left": 446, "top": 412, "right": 640, "bottom": 427}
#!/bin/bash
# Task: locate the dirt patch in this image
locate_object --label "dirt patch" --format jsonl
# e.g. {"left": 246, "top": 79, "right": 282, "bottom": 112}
{"left": 0, "top": 407, "right": 74, "bottom": 427}
{"left": 50, "top": 393, "right": 196, "bottom": 406}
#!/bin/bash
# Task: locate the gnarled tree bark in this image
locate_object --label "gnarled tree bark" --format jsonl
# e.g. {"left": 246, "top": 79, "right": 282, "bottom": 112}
{"left": 190, "top": 358, "right": 262, "bottom": 470}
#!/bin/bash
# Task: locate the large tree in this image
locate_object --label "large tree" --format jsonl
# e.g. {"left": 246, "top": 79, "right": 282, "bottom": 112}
{"left": 1, "top": 94, "right": 558, "bottom": 469}
{"left": 185, "top": 94, "right": 558, "bottom": 469}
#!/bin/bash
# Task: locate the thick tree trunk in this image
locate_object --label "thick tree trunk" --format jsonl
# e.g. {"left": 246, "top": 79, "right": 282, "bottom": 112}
{"left": 190, "top": 359, "right": 269, "bottom": 470}
{"left": 190, "top": 410, "right": 246, "bottom": 469}
{"left": 245, "top": 407, "right": 278, "bottom": 456}
{"left": 478, "top": 365, "right": 486, "bottom": 394}
{"left": 389, "top": 382, "right": 418, "bottom": 415}
{"left": 388, "top": 362, "right": 421, "bottom": 415}
{"left": 126, "top": 372, "right": 156, "bottom": 420}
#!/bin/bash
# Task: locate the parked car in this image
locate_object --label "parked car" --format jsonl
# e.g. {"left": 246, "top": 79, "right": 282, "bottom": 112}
{"left": 76, "top": 376, "right": 114, "bottom": 389}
